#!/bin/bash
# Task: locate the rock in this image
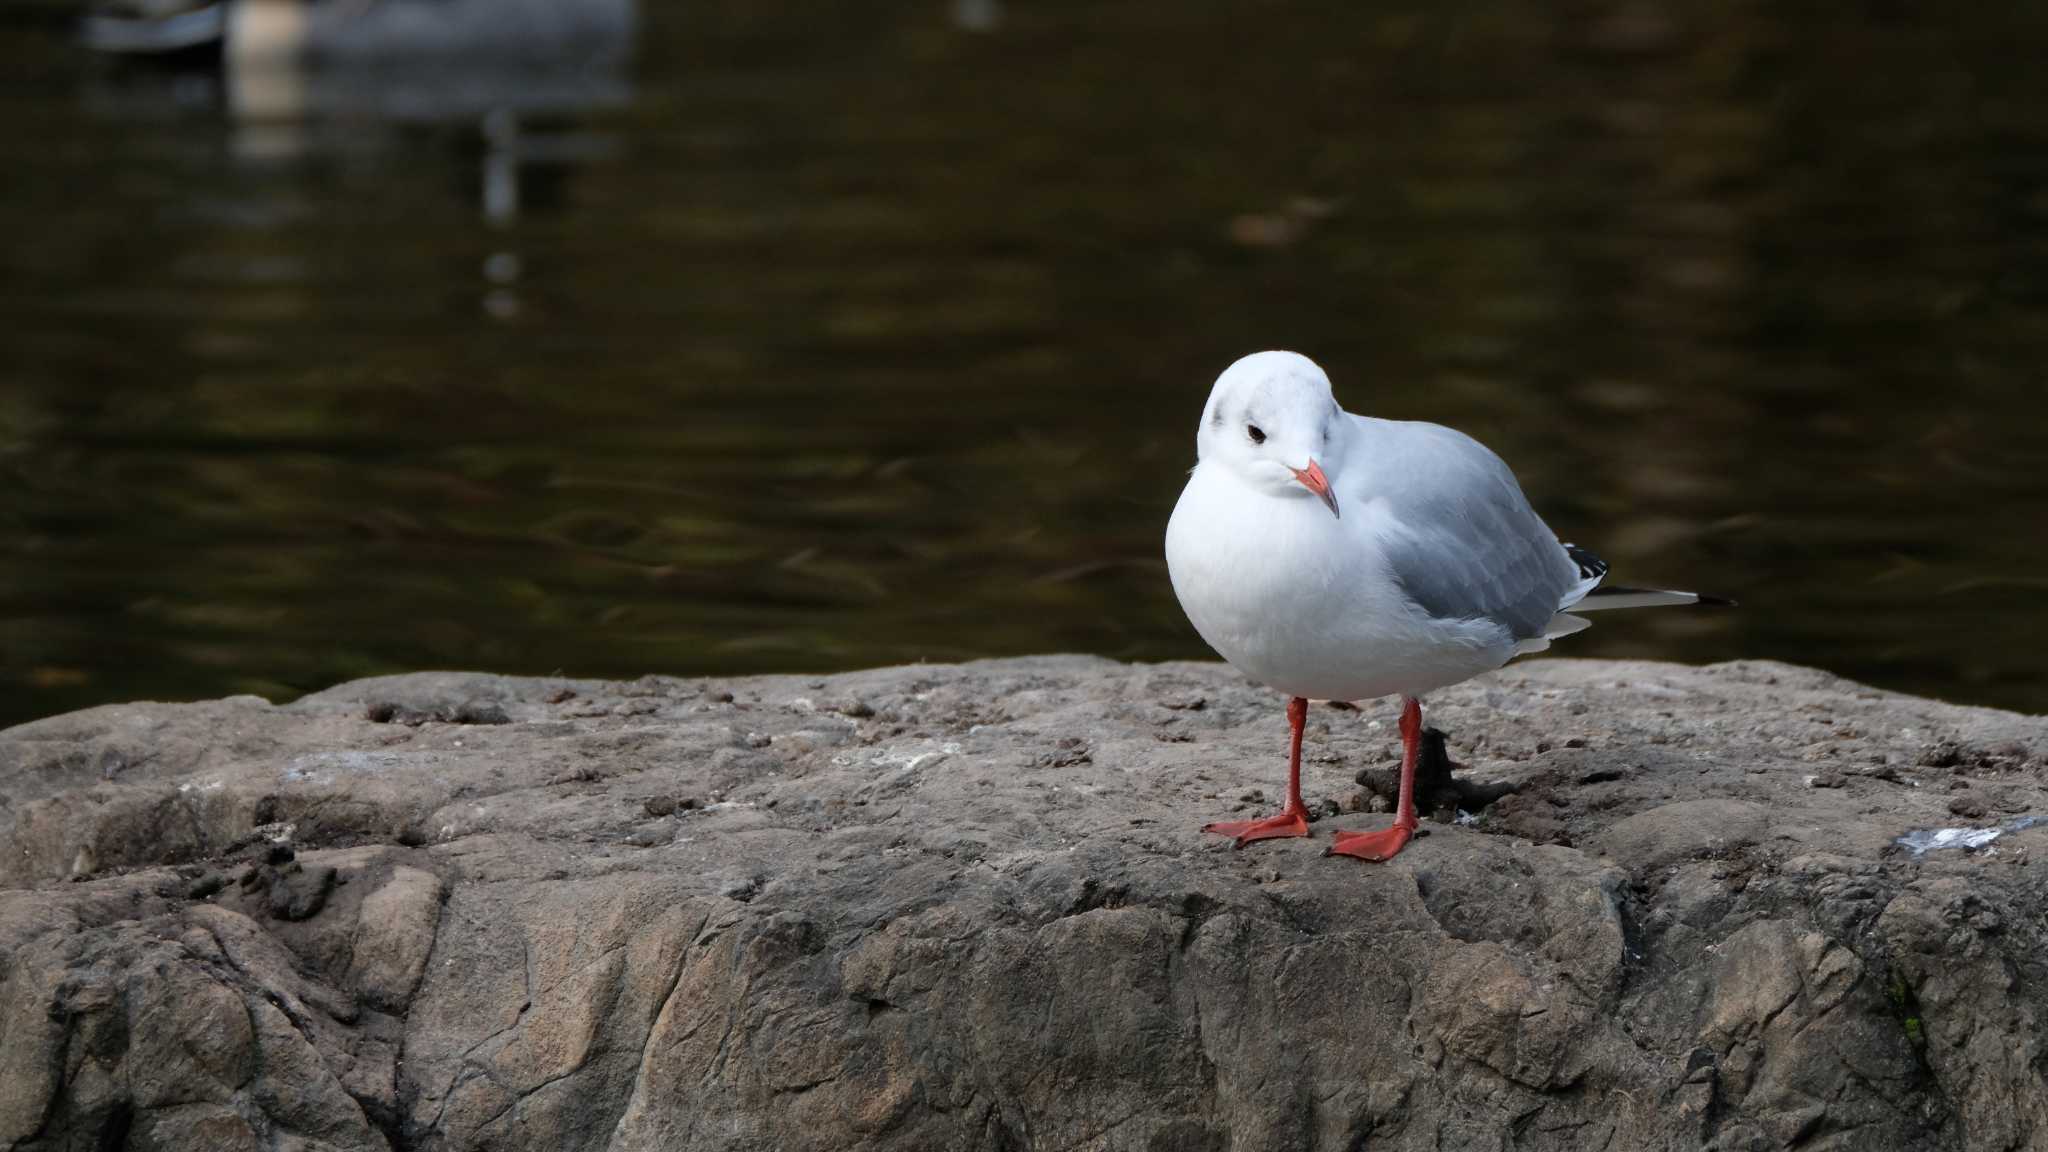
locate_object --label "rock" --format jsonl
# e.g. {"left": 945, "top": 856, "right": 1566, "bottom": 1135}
{"left": 366, "top": 699, "right": 510, "bottom": 727}
{"left": 348, "top": 865, "right": 444, "bottom": 1011}
{"left": 828, "top": 697, "right": 875, "bottom": 719}
{"left": 641, "top": 794, "right": 703, "bottom": 819}
{"left": 1039, "top": 736, "right": 1092, "bottom": 768}
{"left": 2, "top": 656, "right": 2046, "bottom": 1150}
{"left": 1879, "top": 877, "right": 2048, "bottom": 1148}
{"left": 1948, "top": 796, "right": 1989, "bottom": 820}
{"left": 187, "top": 870, "right": 229, "bottom": 900}
{"left": 1592, "top": 798, "right": 1771, "bottom": 872}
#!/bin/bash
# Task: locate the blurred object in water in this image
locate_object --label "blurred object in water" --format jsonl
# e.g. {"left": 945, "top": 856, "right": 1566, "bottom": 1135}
{"left": 952, "top": 0, "right": 1002, "bottom": 34}
{"left": 78, "top": 0, "right": 634, "bottom": 191}
{"left": 1229, "top": 197, "right": 1342, "bottom": 251}
{"left": 80, "top": 0, "right": 636, "bottom": 132}
{"left": 83, "top": 0, "right": 633, "bottom": 63}
{"left": 81, "top": 0, "right": 224, "bottom": 54}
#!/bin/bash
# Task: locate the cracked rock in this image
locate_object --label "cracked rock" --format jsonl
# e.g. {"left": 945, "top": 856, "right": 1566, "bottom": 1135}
{"left": 1, "top": 657, "right": 2045, "bottom": 1150}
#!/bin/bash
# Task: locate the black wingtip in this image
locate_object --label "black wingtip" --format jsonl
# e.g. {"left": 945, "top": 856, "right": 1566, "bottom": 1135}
{"left": 1563, "top": 542, "right": 1609, "bottom": 581}
{"left": 1695, "top": 593, "right": 1738, "bottom": 608}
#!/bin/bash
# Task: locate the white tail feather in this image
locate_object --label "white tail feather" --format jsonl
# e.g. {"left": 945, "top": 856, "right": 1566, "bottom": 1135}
{"left": 1544, "top": 612, "right": 1594, "bottom": 638}
{"left": 1571, "top": 589, "right": 1702, "bottom": 611}
{"left": 1515, "top": 611, "right": 1592, "bottom": 654}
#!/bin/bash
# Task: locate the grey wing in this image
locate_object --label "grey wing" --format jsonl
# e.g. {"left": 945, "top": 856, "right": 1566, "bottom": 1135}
{"left": 1359, "top": 419, "right": 1580, "bottom": 641}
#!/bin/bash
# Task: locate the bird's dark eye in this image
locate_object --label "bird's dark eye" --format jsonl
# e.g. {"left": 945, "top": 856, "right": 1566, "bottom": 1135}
{"left": 1246, "top": 424, "right": 1266, "bottom": 444}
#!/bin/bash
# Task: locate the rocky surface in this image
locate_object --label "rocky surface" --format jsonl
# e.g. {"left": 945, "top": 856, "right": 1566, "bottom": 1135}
{"left": 2, "top": 656, "right": 2046, "bottom": 1151}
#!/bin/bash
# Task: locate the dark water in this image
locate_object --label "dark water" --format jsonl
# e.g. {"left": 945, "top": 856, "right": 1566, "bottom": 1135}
{"left": 3, "top": 1, "right": 2046, "bottom": 728}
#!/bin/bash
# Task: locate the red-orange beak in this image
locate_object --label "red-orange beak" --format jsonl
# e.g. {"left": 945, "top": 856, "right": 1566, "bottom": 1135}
{"left": 1291, "top": 458, "right": 1339, "bottom": 518}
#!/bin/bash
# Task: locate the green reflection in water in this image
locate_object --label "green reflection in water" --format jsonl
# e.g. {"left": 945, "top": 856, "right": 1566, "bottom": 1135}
{"left": 2, "top": 1, "right": 2045, "bottom": 727}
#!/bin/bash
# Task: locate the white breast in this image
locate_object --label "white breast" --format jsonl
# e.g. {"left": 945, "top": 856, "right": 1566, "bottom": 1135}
{"left": 1164, "top": 464, "right": 1517, "bottom": 701}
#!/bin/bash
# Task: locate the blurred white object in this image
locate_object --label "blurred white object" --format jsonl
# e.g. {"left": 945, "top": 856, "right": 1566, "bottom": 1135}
{"left": 83, "top": 0, "right": 635, "bottom": 65}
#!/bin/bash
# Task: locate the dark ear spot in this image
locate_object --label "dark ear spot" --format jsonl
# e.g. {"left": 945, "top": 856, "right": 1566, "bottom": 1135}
{"left": 1209, "top": 405, "right": 1225, "bottom": 430}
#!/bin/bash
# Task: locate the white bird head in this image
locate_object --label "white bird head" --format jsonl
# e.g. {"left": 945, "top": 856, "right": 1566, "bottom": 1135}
{"left": 1194, "top": 350, "right": 1343, "bottom": 517}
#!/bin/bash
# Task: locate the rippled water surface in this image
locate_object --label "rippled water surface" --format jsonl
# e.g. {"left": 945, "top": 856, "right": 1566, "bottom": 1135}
{"left": 4, "top": 2, "right": 2046, "bottom": 726}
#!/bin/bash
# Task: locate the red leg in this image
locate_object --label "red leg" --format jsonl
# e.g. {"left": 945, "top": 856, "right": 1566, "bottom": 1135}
{"left": 1202, "top": 696, "right": 1312, "bottom": 847}
{"left": 1327, "top": 696, "right": 1422, "bottom": 862}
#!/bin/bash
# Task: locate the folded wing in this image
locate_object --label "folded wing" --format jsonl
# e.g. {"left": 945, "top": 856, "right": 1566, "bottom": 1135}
{"left": 1355, "top": 418, "right": 1583, "bottom": 643}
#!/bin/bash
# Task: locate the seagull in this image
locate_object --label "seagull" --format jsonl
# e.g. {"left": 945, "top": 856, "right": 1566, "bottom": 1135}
{"left": 1164, "top": 351, "right": 1728, "bottom": 862}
